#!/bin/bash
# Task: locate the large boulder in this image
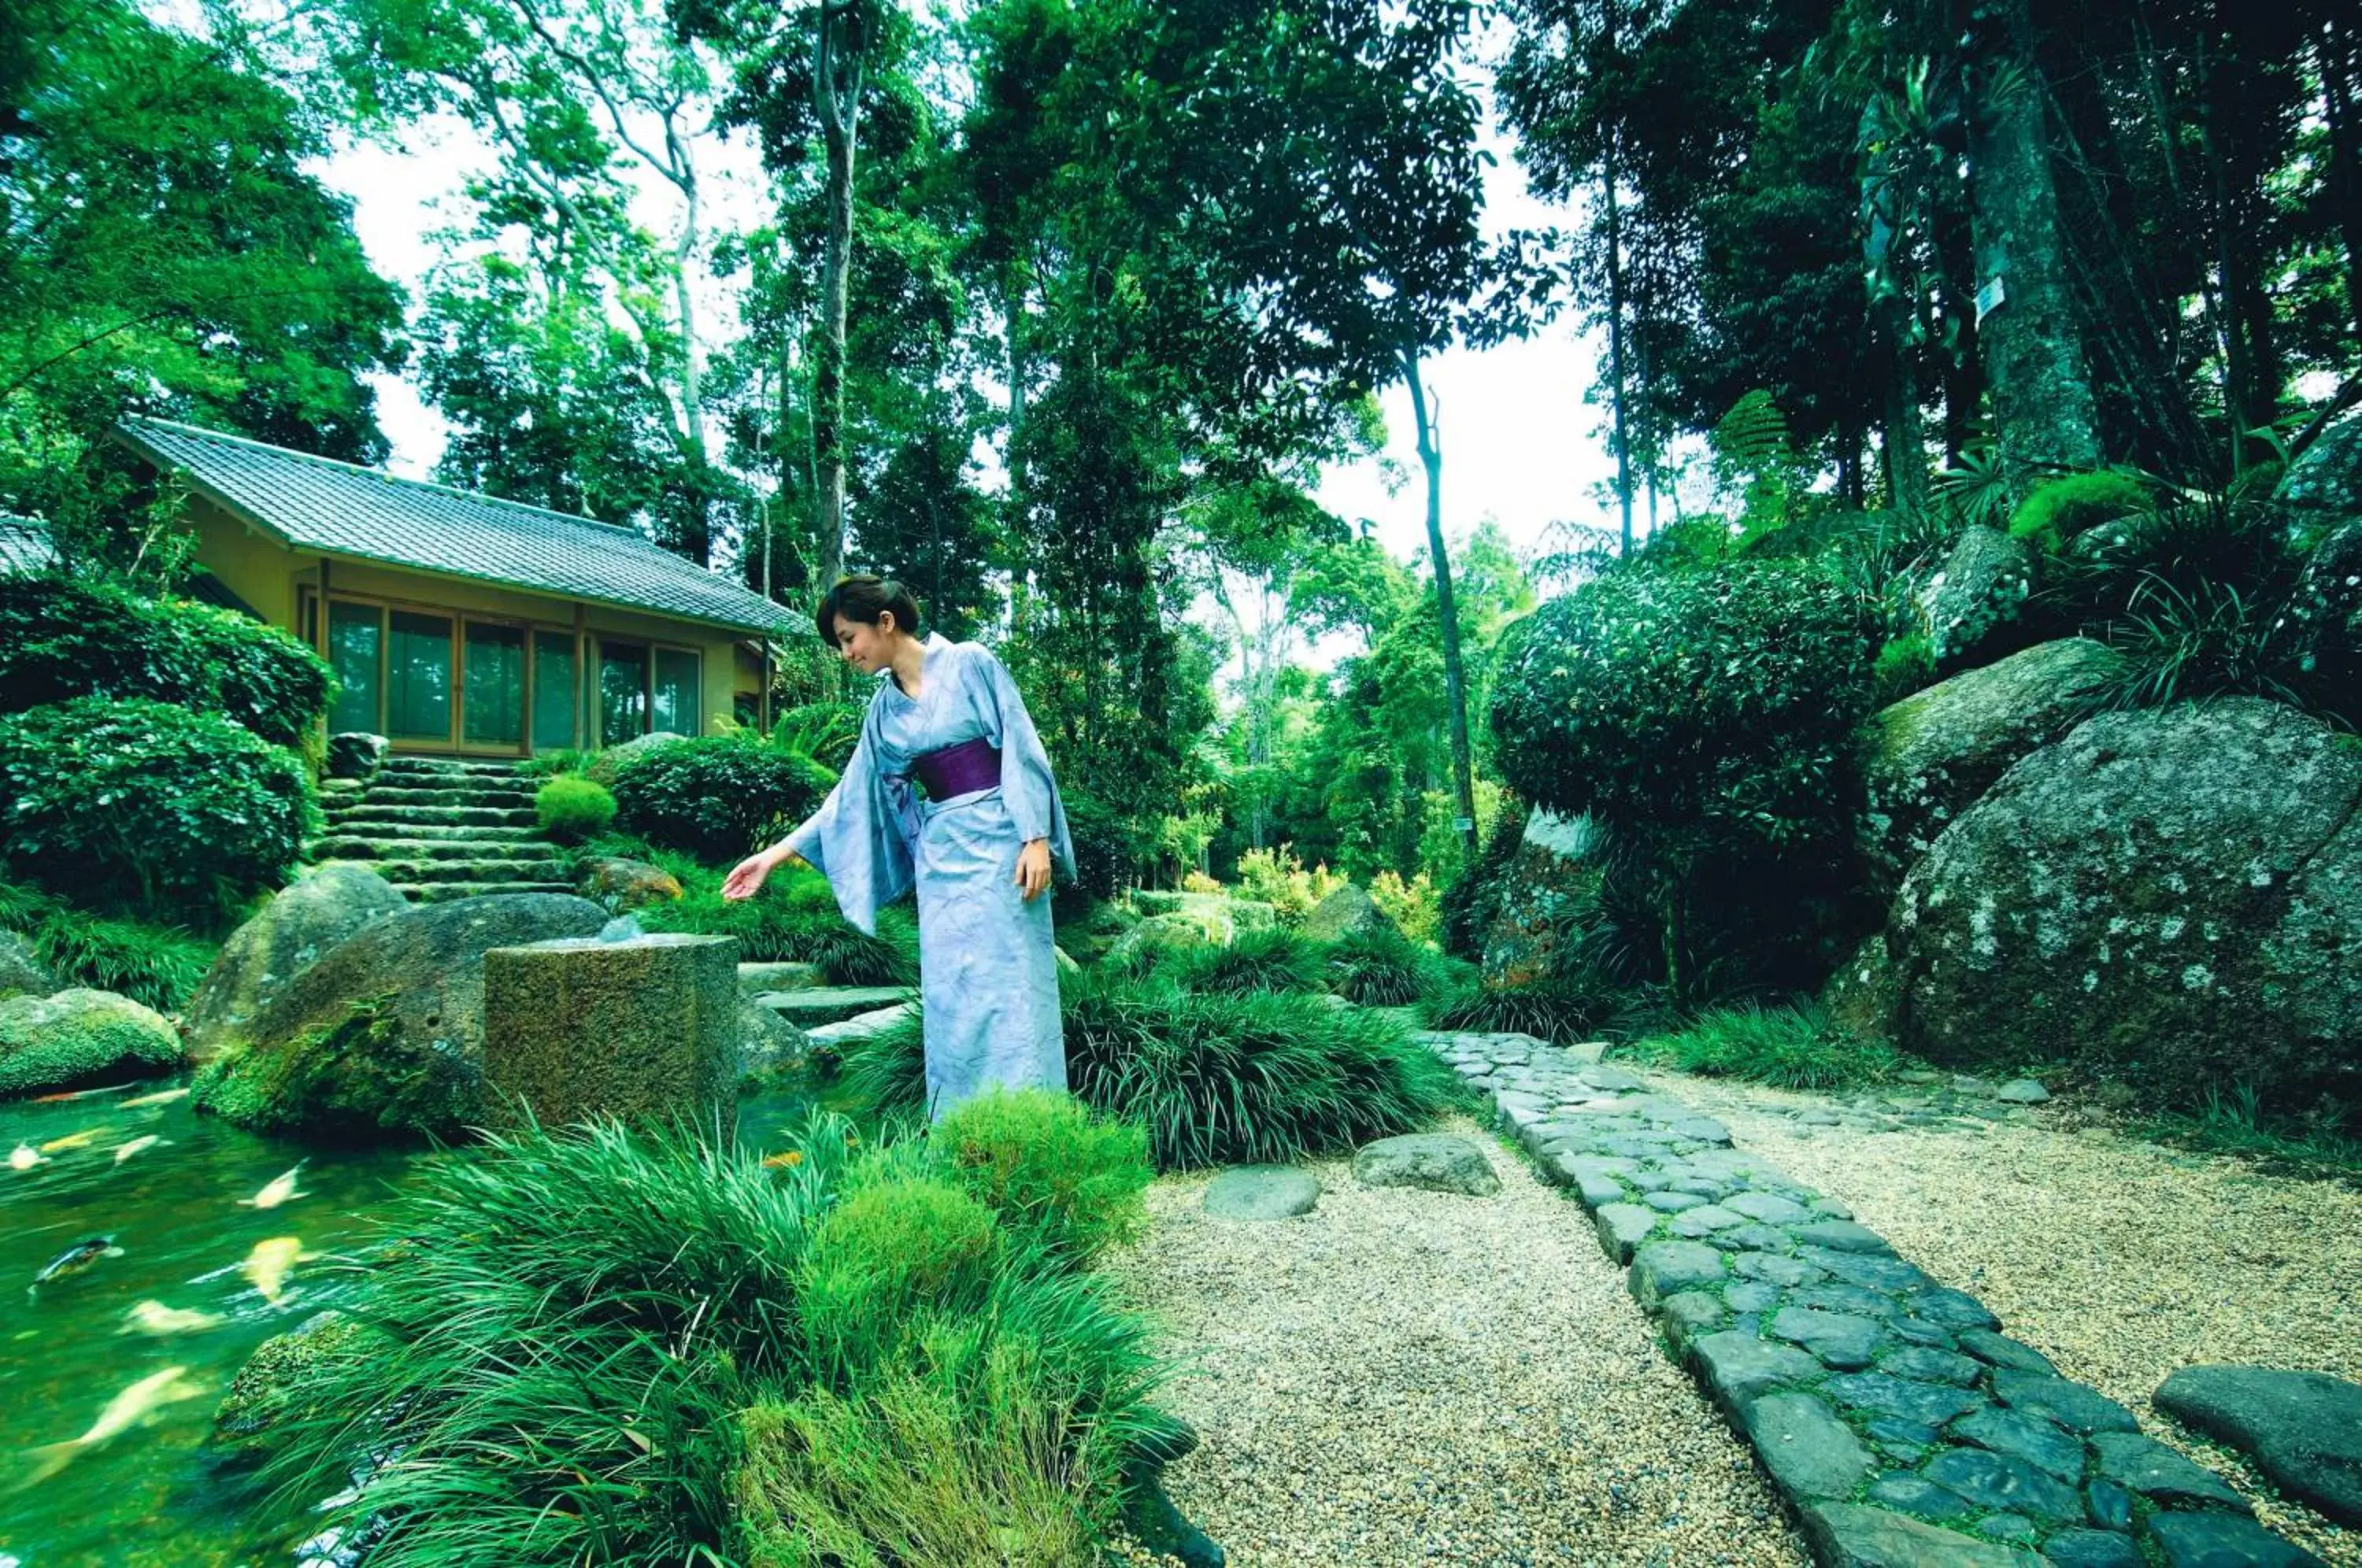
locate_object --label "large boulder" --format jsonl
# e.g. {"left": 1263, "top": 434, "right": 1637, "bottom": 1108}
{"left": 1105, "top": 910, "right": 1231, "bottom": 966}
{"left": 1474, "top": 811, "right": 1605, "bottom": 988}
{"left": 2283, "top": 519, "right": 2360, "bottom": 704}
{"left": 183, "top": 864, "right": 410, "bottom": 1063}
{"left": 324, "top": 731, "right": 387, "bottom": 782}
{"left": 1301, "top": 883, "right": 1398, "bottom": 944}
{"left": 1857, "top": 639, "right": 2121, "bottom": 897}
{"left": 212, "top": 1310, "right": 393, "bottom": 1469}
{"left": 1884, "top": 699, "right": 2362, "bottom": 1110}
{"left": 2281, "top": 411, "right": 2362, "bottom": 519}
{"left": 739, "top": 1002, "right": 814, "bottom": 1085}
{"left": 191, "top": 893, "right": 609, "bottom": 1141}
{"left": 2153, "top": 1366, "right": 2362, "bottom": 1527}
{"left": 0, "top": 989, "right": 183, "bottom": 1097}
{"left": 1917, "top": 525, "right": 2035, "bottom": 671}
{"left": 0, "top": 930, "right": 57, "bottom": 999}
{"left": 584, "top": 730, "right": 685, "bottom": 788}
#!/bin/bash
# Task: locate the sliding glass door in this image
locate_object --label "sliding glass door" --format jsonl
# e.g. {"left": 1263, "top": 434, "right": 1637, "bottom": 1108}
{"left": 462, "top": 622, "right": 526, "bottom": 747}
{"left": 327, "top": 601, "right": 382, "bottom": 734}
{"left": 599, "top": 643, "right": 650, "bottom": 747}
{"left": 387, "top": 611, "right": 454, "bottom": 742}
{"left": 532, "top": 631, "right": 579, "bottom": 751}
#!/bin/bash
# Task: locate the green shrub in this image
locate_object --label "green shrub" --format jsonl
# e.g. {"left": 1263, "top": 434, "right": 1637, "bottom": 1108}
{"left": 1426, "top": 976, "right": 1624, "bottom": 1047}
{"left": 535, "top": 774, "right": 616, "bottom": 844}
{"left": 1153, "top": 926, "right": 1324, "bottom": 995}
{"left": 0, "top": 882, "right": 217, "bottom": 1011}
{"left": 842, "top": 974, "right": 1461, "bottom": 1171}
{"left": 0, "top": 572, "right": 331, "bottom": 745}
{"left": 1438, "top": 804, "right": 1527, "bottom": 963}
{"left": 639, "top": 873, "right": 918, "bottom": 984}
{"left": 516, "top": 747, "right": 594, "bottom": 779}
{"left": 2007, "top": 470, "right": 2152, "bottom": 554}
{"left": 766, "top": 700, "right": 867, "bottom": 778}
{"left": 1060, "top": 789, "right": 1142, "bottom": 901}
{"left": 1326, "top": 928, "right": 1436, "bottom": 1008}
{"left": 1869, "top": 634, "right": 1937, "bottom": 708}
{"left": 0, "top": 698, "right": 310, "bottom": 918}
{"left": 799, "top": 1175, "right": 1000, "bottom": 1381}
{"left": 930, "top": 1090, "right": 1152, "bottom": 1266}
{"left": 2097, "top": 574, "right": 2305, "bottom": 711}
{"left": 610, "top": 736, "right": 832, "bottom": 864}
{"left": 1624, "top": 1000, "right": 1900, "bottom": 1090}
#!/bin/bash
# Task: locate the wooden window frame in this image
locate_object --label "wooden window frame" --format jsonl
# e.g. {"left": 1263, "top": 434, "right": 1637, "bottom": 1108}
{"left": 591, "top": 634, "right": 705, "bottom": 747}
{"left": 306, "top": 586, "right": 588, "bottom": 757}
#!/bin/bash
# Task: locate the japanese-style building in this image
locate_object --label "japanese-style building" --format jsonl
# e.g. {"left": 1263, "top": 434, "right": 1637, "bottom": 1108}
{"left": 113, "top": 416, "right": 787, "bottom": 757}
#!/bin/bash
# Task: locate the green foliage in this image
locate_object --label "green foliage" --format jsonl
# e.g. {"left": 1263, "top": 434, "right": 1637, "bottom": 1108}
{"left": 637, "top": 868, "right": 918, "bottom": 985}
{"left": 534, "top": 775, "right": 616, "bottom": 844}
{"left": 1624, "top": 1001, "right": 1901, "bottom": 1091}
{"left": 2096, "top": 575, "right": 2305, "bottom": 711}
{"left": 1438, "top": 803, "right": 1528, "bottom": 963}
{"left": 847, "top": 974, "right": 1461, "bottom": 1171}
{"left": 1426, "top": 976, "right": 1626, "bottom": 1048}
{"left": 0, "top": 882, "right": 216, "bottom": 1011}
{"left": 609, "top": 737, "right": 831, "bottom": 864}
{"left": 0, "top": 573, "right": 333, "bottom": 745}
{"left": 767, "top": 701, "right": 867, "bottom": 778}
{"left": 1869, "top": 634, "right": 1938, "bottom": 708}
{"left": 250, "top": 1113, "right": 1172, "bottom": 1567}
{"left": 2135, "top": 1081, "right": 2362, "bottom": 1180}
{"left": 1059, "top": 789, "right": 1144, "bottom": 902}
{"left": 1710, "top": 390, "right": 1801, "bottom": 542}
{"left": 1490, "top": 560, "right": 1879, "bottom": 853}
{"left": 2008, "top": 471, "right": 2153, "bottom": 554}
{"left": 1324, "top": 927, "right": 1437, "bottom": 1007}
{"left": 515, "top": 748, "right": 593, "bottom": 779}
{"left": 929, "top": 1091, "right": 1152, "bottom": 1267}
{"left": 1152, "top": 926, "right": 1326, "bottom": 996}
{"left": 0, "top": 698, "right": 310, "bottom": 919}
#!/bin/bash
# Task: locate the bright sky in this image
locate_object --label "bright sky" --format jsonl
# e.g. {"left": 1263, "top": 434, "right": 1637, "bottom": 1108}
{"left": 320, "top": 78, "right": 1630, "bottom": 580}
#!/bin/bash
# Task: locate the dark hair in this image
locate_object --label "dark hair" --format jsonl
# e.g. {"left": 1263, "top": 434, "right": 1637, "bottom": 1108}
{"left": 816, "top": 573, "right": 924, "bottom": 641}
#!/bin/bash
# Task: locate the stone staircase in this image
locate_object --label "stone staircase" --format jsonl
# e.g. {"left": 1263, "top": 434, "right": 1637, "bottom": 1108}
{"left": 313, "top": 756, "right": 574, "bottom": 903}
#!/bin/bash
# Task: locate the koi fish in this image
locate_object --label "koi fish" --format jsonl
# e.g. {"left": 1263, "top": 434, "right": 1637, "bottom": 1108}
{"left": 38, "top": 1128, "right": 109, "bottom": 1154}
{"left": 17, "top": 1366, "right": 205, "bottom": 1485}
{"left": 117, "top": 1088, "right": 191, "bottom": 1109}
{"left": 239, "top": 1164, "right": 308, "bottom": 1211}
{"left": 8, "top": 1144, "right": 45, "bottom": 1171}
{"left": 119, "top": 1300, "right": 225, "bottom": 1337}
{"left": 240, "top": 1237, "right": 312, "bottom": 1304}
{"left": 28, "top": 1236, "right": 123, "bottom": 1295}
{"left": 113, "top": 1135, "right": 169, "bottom": 1164}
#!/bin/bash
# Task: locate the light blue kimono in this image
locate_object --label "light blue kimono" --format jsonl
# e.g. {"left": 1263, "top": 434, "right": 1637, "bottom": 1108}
{"left": 783, "top": 634, "right": 1075, "bottom": 1116}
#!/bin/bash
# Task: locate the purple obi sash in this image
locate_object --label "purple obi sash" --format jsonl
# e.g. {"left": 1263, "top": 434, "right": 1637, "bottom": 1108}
{"left": 910, "top": 737, "right": 1002, "bottom": 801}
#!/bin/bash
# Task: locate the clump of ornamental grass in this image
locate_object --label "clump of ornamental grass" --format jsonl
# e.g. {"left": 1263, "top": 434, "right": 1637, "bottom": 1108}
{"left": 0, "top": 880, "right": 217, "bottom": 1011}
{"left": 840, "top": 972, "right": 1461, "bottom": 1171}
{"left": 1623, "top": 1000, "right": 1901, "bottom": 1091}
{"left": 1324, "top": 927, "right": 1438, "bottom": 1007}
{"left": 637, "top": 867, "right": 917, "bottom": 985}
{"left": 1425, "top": 973, "right": 1623, "bottom": 1047}
{"left": 246, "top": 1110, "right": 1175, "bottom": 1568}
{"left": 1152, "top": 926, "right": 1325, "bottom": 996}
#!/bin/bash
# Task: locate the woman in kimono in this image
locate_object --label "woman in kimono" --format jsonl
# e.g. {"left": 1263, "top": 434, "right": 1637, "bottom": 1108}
{"left": 724, "top": 575, "right": 1075, "bottom": 1117}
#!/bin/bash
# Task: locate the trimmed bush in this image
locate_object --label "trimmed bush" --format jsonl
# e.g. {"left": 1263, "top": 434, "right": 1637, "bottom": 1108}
{"left": 1623, "top": 1000, "right": 1900, "bottom": 1091}
{"left": 842, "top": 974, "right": 1461, "bottom": 1171}
{"left": 931, "top": 1089, "right": 1152, "bottom": 1267}
{"left": 535, "top": 774, "right": 616, "bottom": 844}
{"left": 609, "top": 736, "right": 831, "bottom": 864}
{"left": 0, "top": 698, "right": 310, "bottom": 916}
{"left": 2008, "top": 470, "right": 2152, "bottom": 554}
{"left": 0, "top": 572, "right": 331, "bottom": 745}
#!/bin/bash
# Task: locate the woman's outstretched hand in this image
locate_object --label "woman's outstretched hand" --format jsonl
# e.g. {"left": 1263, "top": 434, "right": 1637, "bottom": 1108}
{"left": 724, "top": 847, "right": 784, "bottom": 901}
{"left": 1014, "top": 838, "right": 1052, "bottom": 902}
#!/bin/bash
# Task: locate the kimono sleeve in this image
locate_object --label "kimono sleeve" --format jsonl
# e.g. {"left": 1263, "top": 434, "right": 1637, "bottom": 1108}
{"left": 971, "top": 645, "right": 1076, "bottom": 879}
{"left": 781, "top": 709, "right": 916, "bottom": 935}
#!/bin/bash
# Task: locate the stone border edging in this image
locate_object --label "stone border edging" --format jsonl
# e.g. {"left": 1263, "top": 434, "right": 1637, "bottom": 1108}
{"left": 1412, "top": 1029, "right": 2325, "bottom": 1568}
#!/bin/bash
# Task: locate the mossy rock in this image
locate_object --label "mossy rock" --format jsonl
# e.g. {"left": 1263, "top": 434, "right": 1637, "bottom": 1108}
{"left": 1916, "top": 525, "right": 2036, "bottom": 671}
{"left": 212, "top": 1310, "right": 392, "bottom": 1469}
{"left": 0, "top": 930, "right": 58, "bottom": 1000}
{"left": 191, "top": 893, "right": 609, "bottom": 1141}
{"left": 1857, "top": 638, "right": 2123, "bottom": 897}
{"left": 183, "top": 864, "right": 409, "bottom": 1065}
{"left": 1105, "top": 912, "right": 1230, "bottom": 966}
{"left": 1888, "top": 698, "right": 2362, "bottom": 1111}
{"left": 1302, "top": 883, "right": 1397, "bottom": 944}
{"left": 0, "top": 988, "right": 183, "bottom": 1098}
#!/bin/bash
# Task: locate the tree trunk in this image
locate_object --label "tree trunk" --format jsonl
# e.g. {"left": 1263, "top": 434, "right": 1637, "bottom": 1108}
{"left": 1884, "top": 353, "right": 1931, "bottom": 512}
{"left": 811, "top": 0, "right": 863, "bottom": 590}
{"left": 1964, "top": 0, "right": 2104, "bottom": 493}
{"left": 2323, "top": 17, "right": 2362, "bottom": 346}
{"left": 1401, "top": 346, "right": 1478, "bottom": 858}
{"left": 1600, "top": 7, "right": 1635, "bottom": 555}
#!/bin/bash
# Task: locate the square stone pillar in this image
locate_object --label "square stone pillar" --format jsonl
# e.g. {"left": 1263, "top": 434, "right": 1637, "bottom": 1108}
{"left": 481, "top": 933, "right": 739, "bottom": 1130}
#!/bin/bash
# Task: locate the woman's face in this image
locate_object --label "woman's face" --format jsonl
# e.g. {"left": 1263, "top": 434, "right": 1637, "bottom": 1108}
{"left": 832, "top": 612, "right": 897, "bottom": 673}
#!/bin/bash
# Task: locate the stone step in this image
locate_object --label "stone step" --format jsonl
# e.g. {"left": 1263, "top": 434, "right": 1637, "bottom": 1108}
{"left": 324, "top": 804, "right": 540, "bottom": 830}
{"left": 354, "top": 785, "right": 541, "bottom": 809}
{"left": 753, "top": 985, "right": 914, "bottom": 1028}
{"left": 739, "top": 960, "right": 823, "bottom": 997}
{"left": 368, "top": 858, "right": 570, "bottom": 884}
{"left": 311, "top": 836, "right": 561, "bottom": 863}
{"left": 379, "top": 756, "right": 531, "bottom": 778}
{"left": 394, "top": 880, "right": 578, "bottom": 903}
{"left": 310, "top": 823, "right": 542, "bottom": 845}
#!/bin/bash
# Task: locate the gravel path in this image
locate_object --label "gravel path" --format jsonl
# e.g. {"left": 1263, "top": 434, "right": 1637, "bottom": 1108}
{"left": 1107, "top": 1114, "right": 1809, "bottom": 1568}
{"left": 1667, "top": 1073, "right": 2362, "bottom": 1566}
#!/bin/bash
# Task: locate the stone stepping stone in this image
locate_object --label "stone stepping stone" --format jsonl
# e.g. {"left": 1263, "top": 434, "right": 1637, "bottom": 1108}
{"left": 1350, "top": 1133, "right": 1500, "bottom": 1196}
{"left": 2146, "top": 1512, "right": 2327, "bottom": 1568}
{"left": 753, "top": 985, "right": 910, "bottom": 1027}
{"left": 806, "top": 1004, "right": 913, "bottom": 1046}
{"left": 2154, "top": 1365, "right": 2362, "bottom": 1527}
{"left": 1204, "top": 1166, "right": 1320, "bottom": 1220}
{"left": 738, "top": 960, "right": 821, "bottom": 997}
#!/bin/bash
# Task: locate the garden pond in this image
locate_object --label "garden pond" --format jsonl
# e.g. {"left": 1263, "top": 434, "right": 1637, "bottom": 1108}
{"left": 0, "top": 1078, "right": 834, "bottom": 1567}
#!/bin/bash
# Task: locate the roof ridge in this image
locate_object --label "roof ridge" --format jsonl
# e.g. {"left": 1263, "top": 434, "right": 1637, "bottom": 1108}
{"left": 120, "top": 416, "right": 646, "bottom": 538}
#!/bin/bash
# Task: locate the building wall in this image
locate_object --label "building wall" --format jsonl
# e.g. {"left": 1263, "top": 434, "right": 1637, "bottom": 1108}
{"left": 191, "top": 497, "right": 748, "bottom": 753}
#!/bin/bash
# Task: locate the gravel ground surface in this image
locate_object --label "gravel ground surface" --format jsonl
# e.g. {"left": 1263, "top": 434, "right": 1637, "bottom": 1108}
{"left": 1667, "top": 1072, "right": 2362, "bottom": 1566}
{"left": 1107, "top": 1114, "right": 1810, "bottom": 1568}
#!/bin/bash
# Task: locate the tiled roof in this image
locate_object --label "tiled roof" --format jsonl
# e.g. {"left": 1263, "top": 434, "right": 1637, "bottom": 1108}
{"left": 0, "top": 513, "right": 57, "bottom": 575}
{"left": 117, "top": 416, "right": 790, "bottom": 635}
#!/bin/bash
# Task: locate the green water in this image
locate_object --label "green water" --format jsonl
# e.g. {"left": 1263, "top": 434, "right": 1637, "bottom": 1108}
{"left": 0, "top": 1080, "right": 836, "bottom": 1568}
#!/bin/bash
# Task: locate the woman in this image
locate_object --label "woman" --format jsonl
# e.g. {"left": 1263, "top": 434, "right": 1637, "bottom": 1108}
{"left": 724, "top": 575, "right": 1074, "bottom": 1117}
